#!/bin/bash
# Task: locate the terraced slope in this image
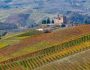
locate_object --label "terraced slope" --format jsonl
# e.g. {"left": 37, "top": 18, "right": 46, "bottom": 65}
{"left": 0, "top": 25, "right": 90, "bottom": 58}
{"left": 0, "top": 25, "right": 90, "bottom": 70}
{"left": 35, "top": 49, "right": 90, "bottom": 70}
{"left": 0, "top": 32, "right": 90, "bottom": 70}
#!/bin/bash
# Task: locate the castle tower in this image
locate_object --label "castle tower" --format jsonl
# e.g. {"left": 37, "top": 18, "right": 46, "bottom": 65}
{"left": 54, "top": 15, "right": 64, "bottom": 26}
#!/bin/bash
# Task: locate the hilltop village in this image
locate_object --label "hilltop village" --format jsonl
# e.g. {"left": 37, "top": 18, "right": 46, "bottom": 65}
{"left": 36, "top": 14, "right": 80, "bottom": 32}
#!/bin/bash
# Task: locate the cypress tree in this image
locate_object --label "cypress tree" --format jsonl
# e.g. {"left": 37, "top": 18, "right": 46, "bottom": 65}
{"left": 47, "top": 18, "right": 50, "bottom": 24}
{"left": 42, "top": 20, "right": 46, "bottom": 24}
{"left": 52, "top": 19, "right": 54, "bottom": 24}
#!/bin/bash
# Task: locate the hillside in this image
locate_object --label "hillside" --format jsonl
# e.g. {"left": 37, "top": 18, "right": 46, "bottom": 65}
{"left": 0, "top": 0, "right": 90, "bottom": 27}
{"left": 0, "top": 24, "right": 90, "bottom": 70}
{"left": 35, "top": 49, "right": 90, "bottom": 70}
{"left": 0, "top": 29, "right": 43, "bottom": 49}
{"left": 0, "top": 0, "right": 90, "bottom": 13}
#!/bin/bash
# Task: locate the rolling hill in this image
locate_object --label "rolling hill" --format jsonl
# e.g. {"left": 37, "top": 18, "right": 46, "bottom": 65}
{"left": 0, "top": 0, "right": 90, "bottom": 27}
{"left": 0, "top": 0, "right": 90, "bottom": 13}
{"left": 0, "top": 24, "right": 90, "bottom": 70}
{"left": 35, "top": 49, "right": 90, "bottom": 70}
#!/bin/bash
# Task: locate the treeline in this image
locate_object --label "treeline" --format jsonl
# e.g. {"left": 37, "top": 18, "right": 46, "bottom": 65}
{"left": 42, "top": 17, "right": 54, "bottom": 24}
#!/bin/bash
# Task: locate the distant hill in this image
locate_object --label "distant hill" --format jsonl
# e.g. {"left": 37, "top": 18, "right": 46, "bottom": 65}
{"left": 0, "top": 22, "right": 17, "bottom": 30}
{"left": 0, "top": 0, "right": 90, "bottom": 28}
{"left": 4, "top": 13, "right": 30, "bottom": 27}
{"left": 67, "top": 12, "right": 90, "bottom": 24}
{"left": 0, "top": 0, "right": 90, "bottom": 13}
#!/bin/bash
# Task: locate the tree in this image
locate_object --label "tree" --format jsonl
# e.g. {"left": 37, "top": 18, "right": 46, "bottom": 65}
{"left": 52, "top": 19, "right": 54, "bottom": 24}
{"left": 61, "top": 24, "right": 66, "bottom": 27}
{"left": 0, "top": 31, "right": 7, "bottom": 39}
{"left": 42, "top": 19, "right": 46, "bottom": 24}
{"left": 47, "top": 18, "right": 50, "bottom": 24}
{"left": 0, "top": 35, "right": 1, "bottom": 39}
{"left": 85, "top": 19, "right": 90, "bottom": 24}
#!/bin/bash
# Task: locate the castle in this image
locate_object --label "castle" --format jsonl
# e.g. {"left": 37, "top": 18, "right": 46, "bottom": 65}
{"left": 54, "top": 15, "right": 64, "bottom": 26}
{"left": 41, "top": 15, "right": 66, "bottom": 26}
{"left": 37, "top": 15, "right": 67, "bottom": 32}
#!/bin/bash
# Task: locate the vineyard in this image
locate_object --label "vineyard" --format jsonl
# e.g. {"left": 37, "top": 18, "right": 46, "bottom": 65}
{"left": 0, "top": 29, "right": 43, "bottom": 49}
{"left": 36, "top": 49, "right": 90, "bottom": 70}
{"left": 0, "top": 33, "right": 90, "bottom": 70}
{"left": 0, "top": 25, "right": 90, "bottom": 70}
